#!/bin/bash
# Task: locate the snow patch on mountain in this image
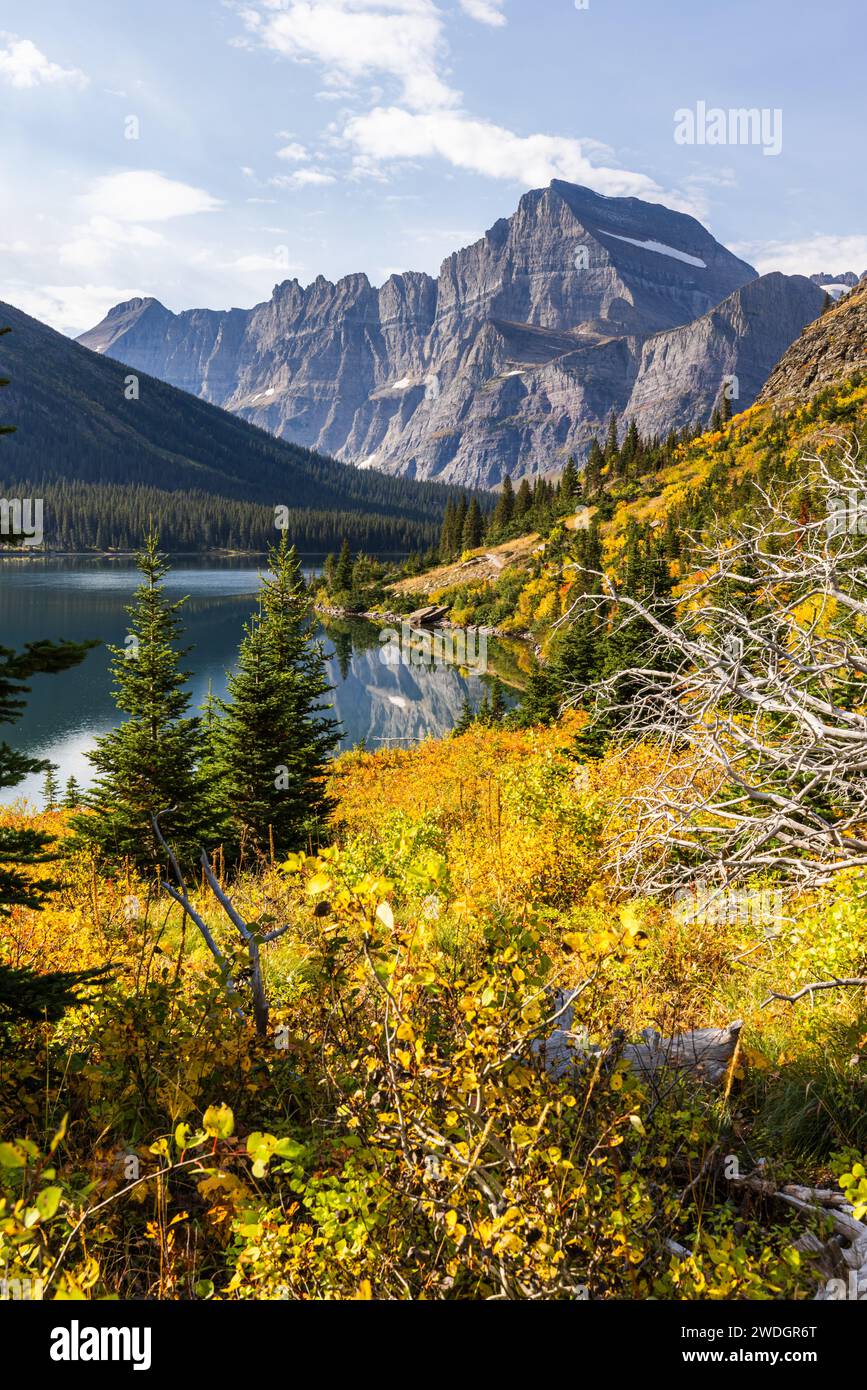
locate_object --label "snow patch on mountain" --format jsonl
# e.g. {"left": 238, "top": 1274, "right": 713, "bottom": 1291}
{"left": 599, "top": 231, "right": 707, "bottom": 268}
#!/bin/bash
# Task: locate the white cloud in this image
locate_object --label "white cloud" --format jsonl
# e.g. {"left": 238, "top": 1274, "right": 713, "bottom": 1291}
{"left": 59, "top": 217, "right": 166, "bottom": 272}
{"left": 7, "top": 283, "right": 141, "bottom": 337}
{"left": 344, "top": 107, "right": 676, "bottom": 202}
{"left": 236, "top": 0, "right": 458, "bottom": 111}
{"left": 81, "top": 170, "right": 223, "bottom": 223}
{"left": 237, "top": 3, "right": 696, "bottom": 211}
{"left": 458, "top": 0, "right": 507, "bottom": 26}
{"left": 731, "top": 233, "right": 867, "bottom": 278}
{"left": 276, "top": 142, "right": 309, "bottom": 162}
{"left": 270, "top": 168, "right": 336, "bottom": 189}
{"left": 0, "top": 34, "right": 88, "bottom": 90}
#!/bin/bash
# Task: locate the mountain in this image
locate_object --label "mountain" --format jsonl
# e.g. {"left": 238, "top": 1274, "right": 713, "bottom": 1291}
{"left": 0, "top": 300, "right": 467, "bottom": 553}
{"left": 757, "top": 282, "right": 867, "bottom": 406}
{"left": 621, "top": 272, "right": 827, "bottom": 436}
{"left": 809, "top": 271, "right": 864, "bottom": 302}
{"left": 79, "top": 181, "right": 827, "bottom": 490}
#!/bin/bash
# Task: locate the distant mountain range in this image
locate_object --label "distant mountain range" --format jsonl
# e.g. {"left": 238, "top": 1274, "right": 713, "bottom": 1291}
{"left": 0, "top": 300, "right": 465, "bottom": 553}
{"left": 79, "top": 180, "right": 831, "bottom": 490}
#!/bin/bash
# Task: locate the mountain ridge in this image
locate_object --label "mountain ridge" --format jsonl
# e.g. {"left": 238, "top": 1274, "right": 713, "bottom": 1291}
{"left": 0, "top": 299, "right": 469, "bottom": 552}
{"left": 79, "top": 180, "right": 826, "bottom": 489}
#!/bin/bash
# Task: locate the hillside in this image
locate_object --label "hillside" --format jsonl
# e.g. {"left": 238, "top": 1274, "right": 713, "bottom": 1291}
{"left": 0, "top": 301, "right": 468, "bottom": 552}
{"left": 381, "top": 284, "right": 867, "bottom": 648}
{"left": 758, "top": 283, "right": 867, "bottom": 405}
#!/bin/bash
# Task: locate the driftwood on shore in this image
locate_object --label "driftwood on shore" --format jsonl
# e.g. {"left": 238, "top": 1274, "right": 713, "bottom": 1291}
{"left": 534, "top": 989, "right": 743, "bottom": 1085}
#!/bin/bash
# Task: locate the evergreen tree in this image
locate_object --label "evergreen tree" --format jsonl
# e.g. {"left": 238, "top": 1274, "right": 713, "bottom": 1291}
{"left": 604, "top": 411, "right": 619, "bottom": 466}
{"left": 64, "top": 776, "right": 82, "bottom": 809}
{"left": 583, "top": 438, "right": 604, "bottom": 497}
{"left": 492, "top": 475, "right": 515, "bottom": 533}
{"left": 334, "top": 538, "right": 354, "bottom": 593}
{"left": 439, "top": 500, "right": 456, "bottom": 562}
{"left": 488, "top": 677, "right": 507, "bottom": 722}
{"left": 462, "top": 496, "right": 484, "bottom": 550}
{"left": 454, "top": 496, "right": 468, "bottom": 554}
{"left": 0, "top": 334, "right": 108, "bottom": 1023}
{"left": 559, "top": 457, "right": 580, "bottom": 507}
{"left": 72, "top": 532, "right": 212, "bottom": 870}
{"left": 453, "top": 697, "right": 475, "bottom": 736}
{"left": 621, "top": 419, "right": 640, "bottom": 476}
{"left": 41, "top": 762, "right": 60, "bottom": 810}
{"left": 515, "top": 478, "right": 533, "bottom": 518}
{"left": 212, "top": 536, "right": 340, "bottom": 859}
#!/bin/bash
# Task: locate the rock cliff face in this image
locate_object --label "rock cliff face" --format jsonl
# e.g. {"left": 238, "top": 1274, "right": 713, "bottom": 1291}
{"left": 79, "top": 180, "right": 826, "bottom": 488}
{"left": 757, "top": 285, "right": 867, "bottom": 406}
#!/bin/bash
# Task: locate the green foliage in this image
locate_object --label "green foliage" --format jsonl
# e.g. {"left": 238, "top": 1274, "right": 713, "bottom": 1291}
{"left": 71, "top": 532, "right": 213, "bottom": 870}
{"left": 209, "top": 536, "right": 340, "bottom": 860}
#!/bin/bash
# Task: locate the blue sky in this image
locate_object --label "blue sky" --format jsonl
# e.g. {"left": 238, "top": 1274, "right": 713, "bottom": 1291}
{"left": 1, "top": 0, "right": 865, "bottom": 335}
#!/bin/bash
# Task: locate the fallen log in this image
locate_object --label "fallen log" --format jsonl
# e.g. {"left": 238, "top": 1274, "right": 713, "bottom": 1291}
{"left": 534, "top": 990, "right": 743, "bottom": 1085}
{"left": 731, "top": 1169, "right": 867, "bottom": 1299}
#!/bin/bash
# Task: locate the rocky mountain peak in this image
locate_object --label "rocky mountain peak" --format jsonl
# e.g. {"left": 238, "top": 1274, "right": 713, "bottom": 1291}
{"left": 77, "top": 181, "right": 827, "bottom": 488}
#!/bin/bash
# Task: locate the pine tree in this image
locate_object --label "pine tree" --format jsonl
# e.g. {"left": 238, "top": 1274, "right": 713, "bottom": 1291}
{"left": 492, "top": 475, "right": 515, "bottom": 533}
{"left": 72, "top": 532, "right": 212, "bottom": 870}
{"left": 488, "top": 677, "right": 507, "bottom": 722}
{"left": 462, "top": 496, "right": 484, "bottom": 550}
{"left": 439, "top": 500, "right": 455, "bottom": 562}
{"left": 583, "top": 438, "right": 604, "bottom": 497}
{"left": 604, "top": 411, "right": 619, "bottom": 465}
{"left": 334, "top": 538, "right": 353, "bottom": 594}
{"left": 515, "top": 479, "right": 533, "bottom": 518}
{"left": 212, "top": 535, "right": 340, "bottom": 860}
{"left": 454, "top": 496, "right": 468, "bottom": 554}
{"left": 559, "top": 458, "right": 580, "bottom": 508}
{"left": 621, "top": 420, "right": 640, "bottom": 476}
{"left": 41, "top": 762, "right": 60, "bottom": 810}
{"left": 64, "top": 776, "right": 82, "bottom": 809}
{"left": 0, "top": 335, "right": 108, "bottom": 1022}
{"left": 453, "top": 697, "right": 475, "bottom": 736}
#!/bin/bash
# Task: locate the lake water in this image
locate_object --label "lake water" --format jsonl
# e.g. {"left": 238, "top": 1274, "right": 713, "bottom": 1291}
{"left": 0, "top": 557, "right": 515, "bottom": 807}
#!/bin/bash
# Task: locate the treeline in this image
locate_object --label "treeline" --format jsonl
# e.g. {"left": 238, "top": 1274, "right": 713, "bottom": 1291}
{"left": 0, "top": 304, "right": 476, "bottom": 551}
{"left": 0, "top": 479, "right": 443, "bottom": 553}
{"left": 435, "top": 413, "right": 705, "bottom": 565}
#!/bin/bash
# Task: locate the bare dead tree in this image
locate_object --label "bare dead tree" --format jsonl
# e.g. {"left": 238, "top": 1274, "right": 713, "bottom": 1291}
{"left": 152, "top": 811, "right": 291, "bottom": 1036}
{"left": 561, "top": 433, "right": 867, "bottom": 929}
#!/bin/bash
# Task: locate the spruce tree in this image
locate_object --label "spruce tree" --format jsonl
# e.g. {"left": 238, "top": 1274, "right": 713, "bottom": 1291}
{"left": 559, "top": 458, "right": 580, "bottom": 508}
{"left": 64, "top": 775, "right": 82, "bottom": 809}
{"left": 453, "top": 697, "right": 475, "bottom": 736}
{"left": 492, "top": 475, "right": 515, "bottom": 533}
{"left": 0, "top": 334, "right": 108, "bottom": 1023}
{"left": 334, "top": 538, "right": 353, "bottom": 594}
{"left": 604, "top": 411, "right": 619, "bottom": 465}
{"left": 453, "top": 496, "right": 468, "bottom": 554}
{"left": 212, "top": 536, "right": 340, "bottom": 859}
{"left": 462, "top": 497, "right": 484, "bottom": 550}
{"left": 488, "top": 677, "right": 507, "bottom": 722}
{"left": 583, "top": 438, "right": 604, "bottom": 497}
{"left": 438, "top": 501, "right": 452, "bottom": 561}
{"left": 72, "top": 532, "right": 211, "bottom": 870}
{"left": 515, "top": 478, "right": 533, "bottom": 518}
{"left": 41, "top": 762, "right": 60, "bottom": 810}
